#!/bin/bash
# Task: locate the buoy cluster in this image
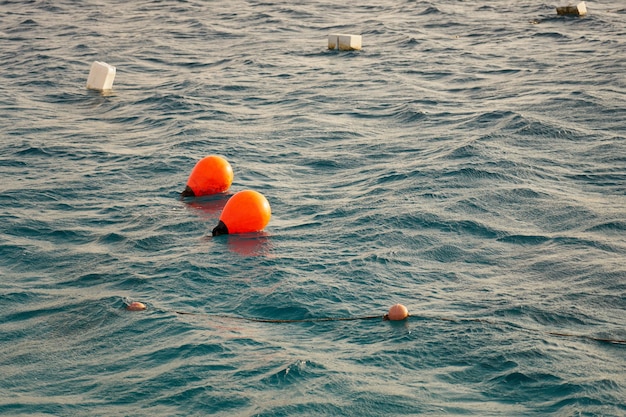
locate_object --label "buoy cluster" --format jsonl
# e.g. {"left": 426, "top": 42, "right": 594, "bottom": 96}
{"left": 94, "top": 32, "right": 619, "bottom": 342}
{"left": 180, "top": 155, "right": 271, "bottom": 236}
{"left": 125, "top": 153, "right": 409, "bottom": 321}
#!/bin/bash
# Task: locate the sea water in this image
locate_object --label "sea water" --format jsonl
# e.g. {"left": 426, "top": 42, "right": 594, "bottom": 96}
{"left": 1, "top": 1, "right": 625, "bottom": 416}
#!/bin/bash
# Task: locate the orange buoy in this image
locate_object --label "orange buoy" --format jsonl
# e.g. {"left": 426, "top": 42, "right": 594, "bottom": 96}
{"left": 126, "top": 301, "right": 147, "bottom": 311}
{"left": 212, "top": 190, "right": 271, "bottom": 236}
{"left": 385, "top": 304, "right": 409, "bottom": 321}
{"left": 181, "top": 155, "right": 233, "bottom": 197}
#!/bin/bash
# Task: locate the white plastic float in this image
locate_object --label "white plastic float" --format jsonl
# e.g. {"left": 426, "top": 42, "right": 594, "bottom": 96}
{"left": 86, "top": 61, "right": 116, "bottom": 92}
{"left": 328, "top": 34, "right": 362, "bottom": 51}
{"left": 556, "top": 1, "right": 587, "bottom": 16}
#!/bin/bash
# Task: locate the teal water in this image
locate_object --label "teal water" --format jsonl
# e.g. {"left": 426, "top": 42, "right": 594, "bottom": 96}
{"left": 1, "top": 1, "right": 625, "bottom": 415}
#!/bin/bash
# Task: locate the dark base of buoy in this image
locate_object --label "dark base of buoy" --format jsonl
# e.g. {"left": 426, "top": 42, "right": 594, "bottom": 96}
{"left": 212, "top": 220, "right": 229, "bottom": 236}
{"left": 180, "top": 185, "right": 195, "bottom": 198}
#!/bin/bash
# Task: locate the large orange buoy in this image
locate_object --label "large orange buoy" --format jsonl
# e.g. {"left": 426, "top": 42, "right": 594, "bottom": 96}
{"left": 212, "top": 190, "right": 271, "bottom": 236}
{"left": 181, "top": 155, "right": 233, "bottom": 197}
{"left": 385, "top": 304, "right": 409, "bottom": 321}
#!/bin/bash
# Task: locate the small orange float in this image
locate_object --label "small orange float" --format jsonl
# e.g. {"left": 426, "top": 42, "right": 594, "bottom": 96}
{"left": 126, "top": 301, "right": 147, "bottom": 311}
{"left": 385, "top": 304, "right": 409, "bottom": 321}
{"left": 212, "top": 190, "right": 271, "bottom": 236}
{"left": 181, "top": 155, "right": 233, "bottom": 197}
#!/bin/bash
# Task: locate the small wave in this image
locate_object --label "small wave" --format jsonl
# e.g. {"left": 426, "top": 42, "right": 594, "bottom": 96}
{"left": 261, "top": 359, "right": 325, "bottom": 387}
{"left": 422, "top": 244, "right": 472, "bottom": 263}
{"left": 440, "top": 166, "right": 514, "bottom": 184}
{"left": 418, "top": 6, "right": 442, "bottom": 16}
{"left": 497, "top": 234, "right": 550, "bottom": 245}
{"left": 339, "top": 101, "right": 427, "bottom": 124}
{"left": 493, "top": 305, "right": 590, "bottom": 327}
{"left": 585, "top": 220, "right": 626, "bottom": 233}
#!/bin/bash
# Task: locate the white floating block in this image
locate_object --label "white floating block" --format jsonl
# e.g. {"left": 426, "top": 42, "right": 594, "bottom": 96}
{"left": 86, "top": 61, "right": 116, "bottom": 91}
{"left": 328, "top": 34, "right": 338, "bottom": 50}
{"left": 338, "top": 34, "right": 362, "bottom": 51}
{"left": 556, "top": 1, "right": 587, "bottom": 16}
{"left": 328, "top": 34, "right": 362, "bottom": 51}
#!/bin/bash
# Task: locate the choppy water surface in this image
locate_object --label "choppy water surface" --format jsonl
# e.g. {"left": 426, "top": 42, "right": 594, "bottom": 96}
{"left": 1, "top": 0, "right": 625, "bottom": 415}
